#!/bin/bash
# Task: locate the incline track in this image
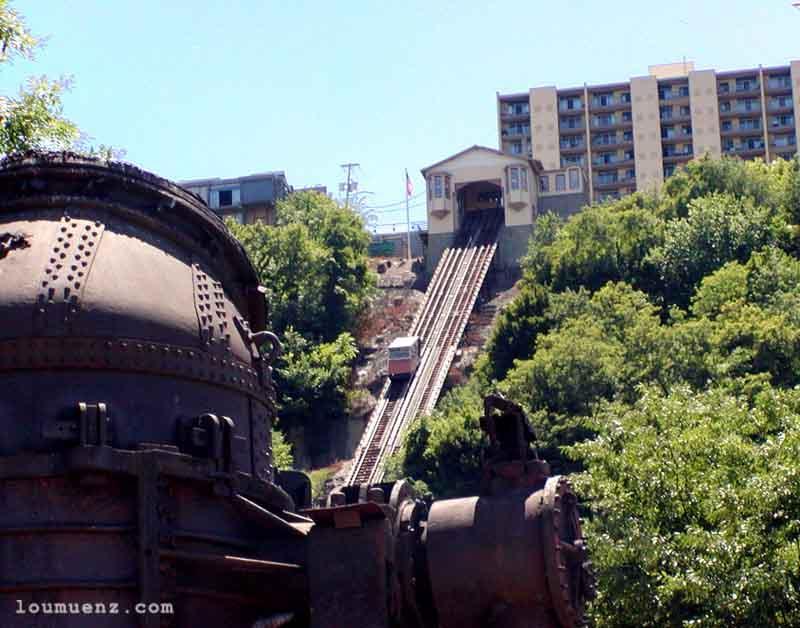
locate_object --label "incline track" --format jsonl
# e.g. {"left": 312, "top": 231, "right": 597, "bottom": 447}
{"left": 346, "top": 210, "right": 502, "bottom": 486}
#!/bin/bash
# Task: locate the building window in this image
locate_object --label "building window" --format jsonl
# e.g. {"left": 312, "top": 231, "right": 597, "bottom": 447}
{"left": 620, "top": 92, "right": 631, "bottom": 103}
{"left": 735, "top": 77, "right": 757, "bottom": 92}
{"left": 555, "top": 174, "right": 566, "bottom": 191}
{"left": 559, "top": 96, "right": 582, "bottom": 111}
{"left": 721, "top": 120, "right": 732, "bottom": 131}
{"left": 678, "top": 85, "right": 689, "bottom": 97}
{"left": 664, "top": 164, "right": 676, "bottom": 178}
{"left": 623, "top": 130, "right": 633, "bottom": 142}
{"left": 210, "top": 187, "right": 240, "bottom": 209}
{"left": 218, "top": 190, "right": 233, "bottom": 206}
{"left": 679, "top": 105, "right": 691, "bottom": 117}
{"left": 660, "top": 105, "right": 673, "bottom": 120}
{"left": 444, "top": 175, "right": 451, "bottom": 199}
{"left": 662, "top": 125, "right": 675, "bottom": 139}
{"left": 520, "top": 168, "right": 528, "bottom": 191}
{"left": 592, "top": 93, "right": 614, "bottom": 107}
{"left": 771, "top": 96, "right": 793, "bottom": 109}
{"left": 718, "top": 82, "right": 730, "bottom": 94}
{"left": 622, "top": 111, "right": 632, "bottom": 122}
{"left": 433, "top": 175, "right": 443, "bottom": 198}
{"left": 568, "top": 169, "right": 579, "bottom": 190}
{"left": 508, "top": 102, "right": 529, "bottom": 115}
{"left": 772, "top": 115, "right": 794, "bottom": 127}
{"left": 768, "top": 75, "right": 791, "bottom": 89}
{"left": 739, "top": 118, "right": 760, "bottom": 130}
{"left": 625, "top": 168, "right": 635, "bottom": 181}
{"left": 720, "top": 101, "right": 732, "bottom": 112}
{"left": 539, "top": 176, "right": 549, "bottom": 192}
{"left": 510, "top": 168, "right": 520, "bottom": 191}
{"left": 560, "top": 116, "right": 583, "bottom": 129}
{"left": 593, "top": 114, "right": 615, "bottom": 127}
{"left": 510, "top": 142, "right": 523, "bottom": 155}
{"left": 624, "top": 149, "right": 634, "bottom": 161}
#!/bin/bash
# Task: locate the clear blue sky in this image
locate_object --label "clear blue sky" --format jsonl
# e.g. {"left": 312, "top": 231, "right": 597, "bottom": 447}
{"left": 4, "top": 0, "right": 799, "bottom": 229}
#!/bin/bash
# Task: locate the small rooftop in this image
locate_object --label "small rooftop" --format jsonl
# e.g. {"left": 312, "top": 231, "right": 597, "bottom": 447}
{"left": 388, "top": 336, "right": 419, "bottom": 349}
{"left": 180, "top": 171, "right": 288, "bottom": 188}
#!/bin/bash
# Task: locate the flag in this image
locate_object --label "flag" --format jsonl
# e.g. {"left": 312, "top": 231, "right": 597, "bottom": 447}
{"left": 405, "top": 169, "right": 414, "bottom": 197}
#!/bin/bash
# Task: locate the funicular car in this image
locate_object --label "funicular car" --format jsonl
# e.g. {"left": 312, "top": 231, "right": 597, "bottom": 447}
{"left": 387, "top": 335, "right": 420, "bottom": 379}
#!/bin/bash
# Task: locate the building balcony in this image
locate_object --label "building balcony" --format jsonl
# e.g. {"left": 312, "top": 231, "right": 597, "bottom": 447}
{"left": 662, "top": 151, "right": 694, "bottom": 163}
{"left": 559, "top": 125, "right": 586, "bottom": 135}
{"left": 766, "top": 84, "right": 793, "bottom": 96}
{"left": 560, "top": 143, "right": 586, "bottom": 153}
{"left": 589, "top": 101, "right": 631, "bottom": 113}
{"left": 723, "top": 145, "right": 765, "bottom": 157}
{"left": 501, "top": 111, "right": 530, "bottom": 122}
{"left": 768, "top": 103, "right": 795, "bottom": 114}
{"left": 770, "top": 124, "right": 796, "bottom": 134}
{"left": 659, "top": 92, "right": 690, "bottom": 102}
{"left": 661, "top": 133, "right": 693, "bottom": 143}
{"left": 733, "top": 85, "right": 760, "bottom": 96}
{"left": 594, "top": 178, "right": 620, "bottom": 189}
{"left": 501, "top": 130, "right": 531, "bottom": 139}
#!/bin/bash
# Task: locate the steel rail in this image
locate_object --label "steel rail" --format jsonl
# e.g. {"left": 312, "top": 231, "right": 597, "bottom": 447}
{"left": 346, "top": 211, "right": 501, "bottom": 486}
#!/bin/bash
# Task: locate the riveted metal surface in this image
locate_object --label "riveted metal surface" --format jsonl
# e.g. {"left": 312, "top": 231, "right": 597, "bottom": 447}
{"left": 34, "top": 212, "right": 105, "bottom": 335}
{"left": 0, "top": 337, "right": 270, "bottom": 403}
{"left": 192, "top": 260, "right": 232, "bottom": 351}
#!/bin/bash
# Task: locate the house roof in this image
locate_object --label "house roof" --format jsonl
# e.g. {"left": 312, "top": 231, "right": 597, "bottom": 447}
{"left": 420, "top": 145, "right": 539, "bottom": 176}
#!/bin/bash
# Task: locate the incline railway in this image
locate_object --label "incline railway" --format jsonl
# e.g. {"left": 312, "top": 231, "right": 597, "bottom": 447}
{"left": 347, "top": 210, "right": 502, "bottom": 486}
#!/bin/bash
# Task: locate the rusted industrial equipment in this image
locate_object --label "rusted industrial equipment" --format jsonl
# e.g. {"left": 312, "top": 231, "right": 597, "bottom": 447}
{"left": 0, "top": 153, "right": 592, "bottom": 627}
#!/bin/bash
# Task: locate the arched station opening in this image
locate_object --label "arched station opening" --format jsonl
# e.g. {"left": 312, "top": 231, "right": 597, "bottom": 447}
{"left": 455, "top": 179, "right": 504, "bottom": 232}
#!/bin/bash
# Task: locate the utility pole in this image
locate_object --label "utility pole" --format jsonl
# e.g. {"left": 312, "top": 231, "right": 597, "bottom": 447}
{"left": 339, "top": 163, "right": 360, "bottom": 209}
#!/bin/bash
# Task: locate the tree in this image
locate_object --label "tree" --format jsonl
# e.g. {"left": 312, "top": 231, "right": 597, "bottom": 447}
{"left": 230, "top": 191, "right": 376, "bottom": 343}
{"left": 0, "top": 1, "right": 80, "bottom": 155}
{"left": 648, "top": 193, "right": 788, "bottom": 307}
{"left": 568, "top": 384, "right": 800, "bottom": 627}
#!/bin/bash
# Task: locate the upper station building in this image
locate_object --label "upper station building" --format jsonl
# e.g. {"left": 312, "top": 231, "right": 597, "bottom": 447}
{"left": 420, "top": 145, "right": 587, "bottom": 273}
{"left": 497, "top": 60, "right": 800, "bottom": 202}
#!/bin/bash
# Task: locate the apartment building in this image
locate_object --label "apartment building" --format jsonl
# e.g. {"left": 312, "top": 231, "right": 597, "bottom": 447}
{"left": 497, "top": 61, "right": 800, "bottom": 202}
{"left": 180, "top": 171, "right": 292, "bottom": 224}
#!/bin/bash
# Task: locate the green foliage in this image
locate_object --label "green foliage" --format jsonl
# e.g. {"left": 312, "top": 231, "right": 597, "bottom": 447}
{"left": 275, "top": 329, "right": 357, "bottom": 428}
{"left": 396, "top": 155, "right": 800, "bottom": 625}
{"left": 396, "top": 383, "right": 485, "bottom": 498}
{"left": 478, "top": 281, "right": 550, "bottom": 383}
{"left": 568, "top": 385, "right": 800, "bottom": 627}
{"left": 228, "top": 191, "right": 375, "bottom": 343}
{"left": 309, "top": 466, "right": 337, "bottom": 502}
{"left": 271, "top": 428, "right": 294, "bottom": 469}
{"left": 648, "top": 193, "right": 788, "bottom": 307}
{"left": 659, "top": 153, "right": 798, "bottom": 221}
{"left": 0, "top": 2, "right": 81, "bottom": 155}
{"left": 1, "top": 76, "right": 79, "bottom": 153}
{"left": 229, "top": 192, "right": 374, "bottom": 444}
{"left": 523, "top": 201, "right": 664, "bottom": 295}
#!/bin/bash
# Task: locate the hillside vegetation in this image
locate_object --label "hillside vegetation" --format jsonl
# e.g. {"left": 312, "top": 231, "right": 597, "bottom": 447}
{"left": 395, "top": 156, "right": 800, "bottom": 627}
{"left": 229, "top": 191, "right": 376, "bottom": 467}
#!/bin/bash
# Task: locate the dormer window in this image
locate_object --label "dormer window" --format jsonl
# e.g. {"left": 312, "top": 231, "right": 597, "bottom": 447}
{"left": 430, "top": 175, "right": 451, "bottom": 199}
{"left": 508, "top": 166, "right": 528, "bottom": 191}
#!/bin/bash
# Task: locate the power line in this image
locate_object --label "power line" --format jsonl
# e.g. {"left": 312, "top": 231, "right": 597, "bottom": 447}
{"left": 363, "top": 191, "right": 424, "bottom": 210}
{"left": 365, "top": 201, "right": 426, "bottom": 215}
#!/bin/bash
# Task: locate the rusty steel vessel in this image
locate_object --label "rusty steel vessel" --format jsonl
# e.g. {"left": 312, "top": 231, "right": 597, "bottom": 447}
{"left": 0, "top": 152, "right": 593, "bottom": 628}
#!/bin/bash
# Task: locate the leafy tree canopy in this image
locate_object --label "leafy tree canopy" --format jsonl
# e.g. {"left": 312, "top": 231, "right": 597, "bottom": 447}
{"left": 396, "top": 155, "right": 800, "bottom": 625}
